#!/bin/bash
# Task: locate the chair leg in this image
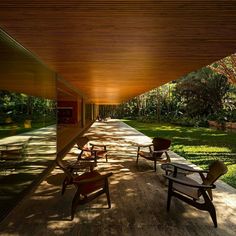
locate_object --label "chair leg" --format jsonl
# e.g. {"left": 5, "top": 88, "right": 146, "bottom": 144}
{"left": 105, "top": 179, "right": 111, "bottom": 208}
{"left": 165, "top": 151, "right": 171, "bottom": 163}
{"left": 62, "top": 177, "right": 69, "bottom": 195}
{"left": 104, "top": 146, "right": 108, "bottom": 162}
{"left": 136, "top": 147, "right": 140, "bottom": 164}
{"left": 154, "top": 160, "right": 157, "bottom": 172}
{"left": 202, "top": 190, "right": 217, "bottom": 227}
{"left": 167, "top": 181, "right": 173, "bottom": 211}
{"left": 209, "top": 205, "right": 217, "bottom": 228}
{"left": 77, "top": 150, "right": 83, "bottom": 160}
{"left": 71, "top": 190, "right": 80, "bottom": 220}
{"left": 94, "top": 155, "right": 98, "bottom": 164}
{"left": 207, "top": 189, "right": 213, "bottom": 201}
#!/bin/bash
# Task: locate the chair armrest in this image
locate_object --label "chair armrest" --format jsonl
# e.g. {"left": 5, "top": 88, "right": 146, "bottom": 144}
{"left": 90, "top": 143, "right": 107, "bottom": 149}
{"left": 81, "top": 148, "right": 97, "bottom": 154}
{"left": 152, "top": 149, "right": 169, "bottom": 153}
{"left": 57, "top": 159, "right": 95, "bottom": 171}
{"left": 164, "top": 175, "right": 215, "bottom": 189}
{"left": 73, "top": 172, "right": 113, "bottom": 185}
{"left": 4, "top": 143, "right": 24, "bottom": 148}
{"left": 169, "top": 163, "right": 208, "bottom": 173}
{"left": 69, "top": 162, "right": 95, "bottom": 171}
{"left": 137, "top": 144, "right": 153, "bottom": 148}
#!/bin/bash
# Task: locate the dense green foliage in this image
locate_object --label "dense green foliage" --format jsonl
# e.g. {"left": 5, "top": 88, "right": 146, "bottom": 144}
{"left": 173, "top": 68, "right": 230, "bottom": 116}
{"left": 209, "top": 53, "right": 236, "bottom": 84}
{"left": 124, "top": 119, "right": 236, "bottom": 188}
{"left": 101, "top": 66, "right": 236, "bottom": 128}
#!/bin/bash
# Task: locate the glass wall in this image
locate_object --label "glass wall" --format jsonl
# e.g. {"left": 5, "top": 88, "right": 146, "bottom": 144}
{"left": 0, "top": 29, "right": 56, "bottom": 221}
{"left": 57, "top": 79, "right": 84, "bottom": 154}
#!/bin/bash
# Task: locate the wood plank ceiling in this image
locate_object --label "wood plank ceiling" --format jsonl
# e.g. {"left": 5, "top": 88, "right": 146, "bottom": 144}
{"left": 0, "top": 0, "right": 236, "bottom": 104}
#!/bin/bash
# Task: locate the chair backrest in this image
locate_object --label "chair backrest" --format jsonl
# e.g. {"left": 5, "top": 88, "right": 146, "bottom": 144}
{"left": 152, "top": 137, "right": 171, "bottom": 151}
{"left": 203, "top": 160, "right": 228, "bottom": 185}
{"left": 77, "top": 136, "right": 89, "bottom": 149}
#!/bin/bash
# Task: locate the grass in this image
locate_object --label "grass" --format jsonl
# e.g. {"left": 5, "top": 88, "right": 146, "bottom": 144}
{"left": 123, "top": 119, "right": 236, "bottom": 188}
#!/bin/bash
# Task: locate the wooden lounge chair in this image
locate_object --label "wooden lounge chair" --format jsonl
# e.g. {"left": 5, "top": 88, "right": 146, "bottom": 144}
{"left": 164, "top": 160, "right": 228, "bottom": 227}
{"left": 56, "top": 158, "right": 112, "bottom": 220}
{"left": 56, "top": 158, "right": 95, "bottom": 195}
{"left": 136, "top": 137, "right": 171, "bottom": 171}
{"left": 77, "top": 136, "right": 108, "bottom": 163}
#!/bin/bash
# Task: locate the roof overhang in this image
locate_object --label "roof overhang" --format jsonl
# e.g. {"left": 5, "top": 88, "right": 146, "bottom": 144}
{"left": 0, "top": 1, "right": 236, "bottom": 104}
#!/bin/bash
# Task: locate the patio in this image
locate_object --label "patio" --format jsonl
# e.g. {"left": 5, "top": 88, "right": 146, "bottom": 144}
{"left": 0, "top": 120, "right": 235, "bottom": 235}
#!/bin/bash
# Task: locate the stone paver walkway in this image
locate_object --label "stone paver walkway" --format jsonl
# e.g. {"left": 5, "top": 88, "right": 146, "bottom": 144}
{"left": 0, "top": 120, "right": 235, "bottom": 236}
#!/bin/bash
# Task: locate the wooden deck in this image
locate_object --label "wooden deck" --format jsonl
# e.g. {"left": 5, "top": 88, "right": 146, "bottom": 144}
{"left": 0, "top": 120, "right": 236, "bottom": 235}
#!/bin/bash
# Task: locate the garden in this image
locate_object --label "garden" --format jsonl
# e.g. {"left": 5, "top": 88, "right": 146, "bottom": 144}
{"left": 101, "top": 53, "right": 236, "bottom": 188}
{"left": 123, "top": 120, "right": 236, "bottom": 188}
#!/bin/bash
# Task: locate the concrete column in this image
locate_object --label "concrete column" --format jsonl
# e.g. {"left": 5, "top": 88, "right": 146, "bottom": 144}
{"left": 82, "top": 99, "right": 86, "bottom": 127}
{"left": 91, "top": 104, "right": 94, "bottom": 120}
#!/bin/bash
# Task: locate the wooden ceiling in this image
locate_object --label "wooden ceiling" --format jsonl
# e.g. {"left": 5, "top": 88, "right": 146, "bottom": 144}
{"left": 0, "top": 0, "right": 236, "bottom": 104}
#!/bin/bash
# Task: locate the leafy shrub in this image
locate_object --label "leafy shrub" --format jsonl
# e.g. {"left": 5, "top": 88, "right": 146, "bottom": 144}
{"left": 169, "top": 116, "right": 208, "bottom": 127}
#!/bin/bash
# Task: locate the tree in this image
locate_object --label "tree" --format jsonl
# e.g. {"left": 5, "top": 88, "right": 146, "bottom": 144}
{"left": 173, "top": 68, "right": 230, "bottom": 117}
{"left": 209, "top": 53, "right": 236, "bottom": 84}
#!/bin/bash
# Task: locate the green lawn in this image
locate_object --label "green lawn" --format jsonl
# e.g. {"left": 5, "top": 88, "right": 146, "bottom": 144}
{"left": 123, "top": 119, "right": 236, "bottom": 188}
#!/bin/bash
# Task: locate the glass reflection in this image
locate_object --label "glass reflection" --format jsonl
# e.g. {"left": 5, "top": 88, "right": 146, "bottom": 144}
{"left": 0, "top": 90, "right": 56, "bottom": 220}
{"left": 0, "top": 28, "right": 57, "bottom": 221}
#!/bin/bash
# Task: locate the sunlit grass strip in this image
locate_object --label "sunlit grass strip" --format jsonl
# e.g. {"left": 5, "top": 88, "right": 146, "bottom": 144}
{"left": 173, "top": 145, "right": 231, "bottom": 153}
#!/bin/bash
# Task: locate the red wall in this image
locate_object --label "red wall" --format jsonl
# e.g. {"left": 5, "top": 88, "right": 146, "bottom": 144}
{"left": 57, "top": 101, "right": 78, "bottom": 124}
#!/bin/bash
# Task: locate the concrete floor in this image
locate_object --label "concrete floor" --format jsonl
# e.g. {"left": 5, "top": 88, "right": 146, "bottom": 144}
{"left": 0, "top": 120, "right": 235, "bottom": 236}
